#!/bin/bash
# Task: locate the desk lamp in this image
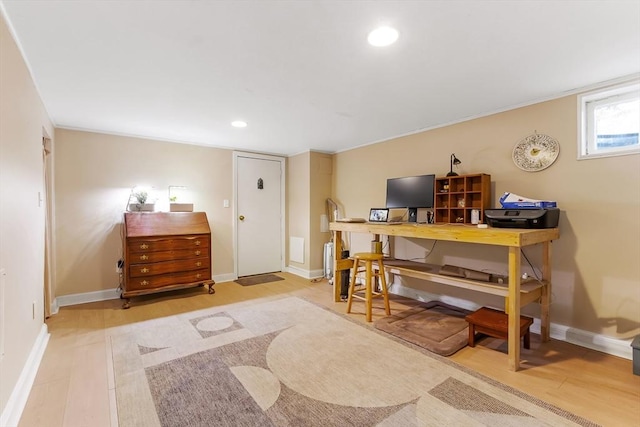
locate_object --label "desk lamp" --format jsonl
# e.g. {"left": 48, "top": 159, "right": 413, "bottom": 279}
{"left": 447, "top": 154, "right": 461, "bottom": 177}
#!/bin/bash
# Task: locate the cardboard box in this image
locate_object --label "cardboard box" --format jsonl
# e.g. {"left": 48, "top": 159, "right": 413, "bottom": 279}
{"left": 170, "top": 203, "right": 194, "bottom": 212}
{"left": 127, "top": 203, "right": 155, "bottom": 212}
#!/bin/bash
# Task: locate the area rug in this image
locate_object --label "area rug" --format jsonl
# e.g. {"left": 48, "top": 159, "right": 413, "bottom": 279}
{"left": 374, "top": 301, "right": 471, "bottom": 356}
{"left": 109, "top": 296, "right": 599, "bottom": 427}
{"left": 234, "top": 273, "right": 285, "bottom": 286}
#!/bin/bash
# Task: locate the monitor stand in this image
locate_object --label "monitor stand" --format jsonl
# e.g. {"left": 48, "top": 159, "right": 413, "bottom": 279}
{"left": 408, "top": 208, "right": 418, "bottom": 223}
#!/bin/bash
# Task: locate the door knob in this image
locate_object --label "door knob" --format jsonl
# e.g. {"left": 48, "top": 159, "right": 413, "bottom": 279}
{"left": 239, "top": 215, "right": 245, "bottom": 221}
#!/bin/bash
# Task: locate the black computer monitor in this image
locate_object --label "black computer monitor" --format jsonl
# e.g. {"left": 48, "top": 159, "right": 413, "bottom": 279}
{"left": 386, "top": 174, "right": 435, "bottom": 222}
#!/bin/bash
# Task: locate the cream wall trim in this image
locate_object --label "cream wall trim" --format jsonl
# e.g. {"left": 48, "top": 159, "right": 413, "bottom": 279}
{"left": 55, "top": 289, "right": 120, "bottom": 309}
{"left": 392, "top": 284, "right": 633, "bottom": 360}
{"left": 286, "top": 265, "right": 324, "bottom": 280}
{"left": 53, "top": 273, "right": 237, "bottom": 309}
{"left": 542, "top": 321, "right": 633, "bottom": 360}
{"left": 53, "top": 276, "right": 634, "bottom": 359}
{"left": 0, "top": 325, "right": 49, "bottom": 427}
{"left": 53, "top": 273, "right": 237, "bottom": 310}
{"left": 56, "top": 125, "right": 241, "bottom": 152}
{"left": 49, "top": 299, "right": 59, "bottom": 317}
{"left": 213, "top": 273, "right": 237, "bottom": 284}
{"left": 334, "top": 73, "right": 640, "bottom": 155}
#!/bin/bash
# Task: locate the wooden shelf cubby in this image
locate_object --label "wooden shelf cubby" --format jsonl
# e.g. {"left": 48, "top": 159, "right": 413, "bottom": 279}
{"left": 434, "top": 173, "right": 491, "bottom": 224}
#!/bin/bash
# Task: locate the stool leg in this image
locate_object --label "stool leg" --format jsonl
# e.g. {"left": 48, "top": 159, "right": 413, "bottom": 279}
{"left": 377, "top": 260, "right": 391, "bottom": 316}
{"left": 524, "top": 329, "right": 530, "bottom": 349}
{"left": 365, "top": 260, "right": 373, "bottom": 322}
{"left": 468, "top": 324, "right": 476, "bottom": 347}
{"left": 346, "top": 258, "right": 358, "bottom": 314}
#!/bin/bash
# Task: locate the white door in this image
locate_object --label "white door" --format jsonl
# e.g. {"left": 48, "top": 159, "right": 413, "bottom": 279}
{"left": 235, "top": 153, "right": 284, "bottom": 277}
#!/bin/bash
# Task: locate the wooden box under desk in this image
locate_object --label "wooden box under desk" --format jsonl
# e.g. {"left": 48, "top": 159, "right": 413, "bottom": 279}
{"left": 122, "top": 212, "right": 215, "bottom": 308}
{"left": 466, "top": 307, "right": 533, "bottom": 349}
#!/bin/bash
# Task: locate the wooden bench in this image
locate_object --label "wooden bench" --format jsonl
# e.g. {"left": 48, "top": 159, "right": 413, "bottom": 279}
{"left": 465, "top": 307, "right": 533, "bottom": 349}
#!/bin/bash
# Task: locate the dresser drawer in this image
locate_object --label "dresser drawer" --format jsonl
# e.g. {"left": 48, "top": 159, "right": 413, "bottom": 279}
{"left": 129, "top": 257, "right": 211, "bottom": 277}
{"left": 122, "top": 212, "right": 215, "bottom": 306}
{"left": 128, "top": 236, "right": 210, "bottom": 253}
{"left": 126, "top": 269, "right": 211, "bottom": 291}
{"left": 128, "top": 248, "right": 208, "bottom": 265}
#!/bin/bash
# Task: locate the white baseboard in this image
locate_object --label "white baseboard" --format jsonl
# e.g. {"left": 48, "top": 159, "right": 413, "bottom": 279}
{"left": 50, "top": 278, "right": 634, "bottom": 361}
{"left": 391, "top": 284, "right": 633, "bottom": 360}
{"left": 539, "top": 321, "right": 633, "bottom": 360}
{"left": 0, "top": 324, "right": 49, "bottom": 427}
{"left": 286, "top": 265, "right": 324, "bottom": 279}
{"left": 52, "top": 272, "right": 238, "bottom": 311}
{"left": 213, "top": 273, "right": 237, "bottom": 283}
{"left": 54, "top": 288, "right": 120, "bottom": 310}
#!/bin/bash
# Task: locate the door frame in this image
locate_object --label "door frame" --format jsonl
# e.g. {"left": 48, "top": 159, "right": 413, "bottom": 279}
{"left": 233, "top": 151, "right": 286, "bottom": 278}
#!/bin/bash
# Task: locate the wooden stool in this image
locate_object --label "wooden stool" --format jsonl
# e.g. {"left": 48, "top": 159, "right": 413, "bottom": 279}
{"left": 465, "top": 307, "right": 533, "bottom": 349}
{"left": 346, "top": 253, "right": 391, "bottom": 322}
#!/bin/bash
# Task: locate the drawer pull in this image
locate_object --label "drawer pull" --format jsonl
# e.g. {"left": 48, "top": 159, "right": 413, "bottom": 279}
{"left": 195, "top": 240, "right": 201, "bottom": 246}
{"left": 196, "top": 262, "right": 202, "bottom": 267}
{"left": 140, "top": 254, "right": 149, "bottom": 261}
{"left": 196, "top": 273, "right": 201, "bottom": 279}
{"left": 195, "top": 250, "right": 201, "bottom": 256}
{"left": 140, "top": 280, "right": 149, "bottom": 286}
{"left": 140, "top": 243, "right": 149, "bottom": 250}
{"left": 140, "top": 268, "right": 149, "bottom": 273}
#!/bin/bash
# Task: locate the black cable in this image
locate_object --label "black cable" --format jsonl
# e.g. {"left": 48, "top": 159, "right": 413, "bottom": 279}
{"left": 425, "top": 240, "right": 437, "bottom": 261}
{"left": 521, "top": 248, "right": 541, "bottom": 280}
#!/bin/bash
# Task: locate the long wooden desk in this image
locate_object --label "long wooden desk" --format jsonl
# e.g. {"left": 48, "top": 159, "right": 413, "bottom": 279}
{"left": 330, "top": 222, "right": 559, "bottom": 371}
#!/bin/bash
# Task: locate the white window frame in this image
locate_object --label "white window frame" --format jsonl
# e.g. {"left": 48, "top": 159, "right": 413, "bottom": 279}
{"left": 578, "top": 80, "right": 640, "bottom": 160}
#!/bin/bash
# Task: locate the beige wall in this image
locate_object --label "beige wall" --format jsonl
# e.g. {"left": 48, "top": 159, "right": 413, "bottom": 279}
{"left": 309, "top": 152, "right": 333, "bottom": 271}
{"left": 287, "top": 152, "right": 310, "bottom": 270}
{"left": 333, "top": 94, "right": 640, "bottom": 338}
{"left": 53, "top": 130, "right": 332, "bottom": 298}
{"left": 287, "top": 151, "right": 332, "bottom": 274}
{"left": 0, "top": 13, "right": 54, "bottom": 417}
{"left": 53, "top": 129, "right": 235, "bottom": 296}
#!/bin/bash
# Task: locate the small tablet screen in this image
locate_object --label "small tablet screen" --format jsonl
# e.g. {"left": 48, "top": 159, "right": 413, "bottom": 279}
{"left": 369, "top": 208, "right": 389, "bottom": 222}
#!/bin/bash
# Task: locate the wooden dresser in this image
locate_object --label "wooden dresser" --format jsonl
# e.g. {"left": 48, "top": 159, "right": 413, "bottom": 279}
{"left": 121, "top": 212, "right": 215, "bottom": 308}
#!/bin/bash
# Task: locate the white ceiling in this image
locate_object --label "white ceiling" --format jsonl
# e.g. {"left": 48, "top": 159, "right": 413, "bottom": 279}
{"left": 2, "top": 1, "right": 639, "bottom": 156}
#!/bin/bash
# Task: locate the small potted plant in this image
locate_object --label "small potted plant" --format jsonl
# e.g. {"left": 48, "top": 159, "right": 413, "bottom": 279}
{"left": 129, "top": 189, "right": 155, "bottom": 212}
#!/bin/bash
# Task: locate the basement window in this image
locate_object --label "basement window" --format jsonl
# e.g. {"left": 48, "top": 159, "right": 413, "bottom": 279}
{"left": 578, "top": 80, "right": 639, "bottom": 160}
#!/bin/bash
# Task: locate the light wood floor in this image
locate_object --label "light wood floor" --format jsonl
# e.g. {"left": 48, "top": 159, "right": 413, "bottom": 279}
{"left": 18, "top": 273, "right": 640, "bottom": 426}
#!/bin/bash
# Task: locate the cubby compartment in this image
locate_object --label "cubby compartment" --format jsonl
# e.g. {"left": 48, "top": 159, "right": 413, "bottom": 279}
{"left": 434, "top": 173, "right": 491, "bottom": 224}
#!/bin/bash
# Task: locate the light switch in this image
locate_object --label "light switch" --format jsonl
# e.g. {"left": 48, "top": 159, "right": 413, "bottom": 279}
{"left": 223, "top": 199, "right": 230, "bottom": 208}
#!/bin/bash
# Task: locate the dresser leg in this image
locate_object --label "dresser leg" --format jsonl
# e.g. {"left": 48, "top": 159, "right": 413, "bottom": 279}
{"left": 122, "top": 299, "right": 131, "bottom": 309}
{"left": 208, "top": 283, "right": 215, "bottom": 294}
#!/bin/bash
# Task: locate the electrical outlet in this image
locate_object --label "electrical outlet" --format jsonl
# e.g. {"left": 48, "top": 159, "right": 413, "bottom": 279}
{"left": 223, "top": 199, "right": 230, "bottom": 208}
{"left": 116, "top": 259, "right": 124, "bottom": 273}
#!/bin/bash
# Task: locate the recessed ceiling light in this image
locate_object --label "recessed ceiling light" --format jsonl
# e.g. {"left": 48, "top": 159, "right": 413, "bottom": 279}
{"left": 231, "top": 120, "right": 247, "bottom": 128}
{"left": 368, "top": 26, "right": 399, "bottom": 47}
